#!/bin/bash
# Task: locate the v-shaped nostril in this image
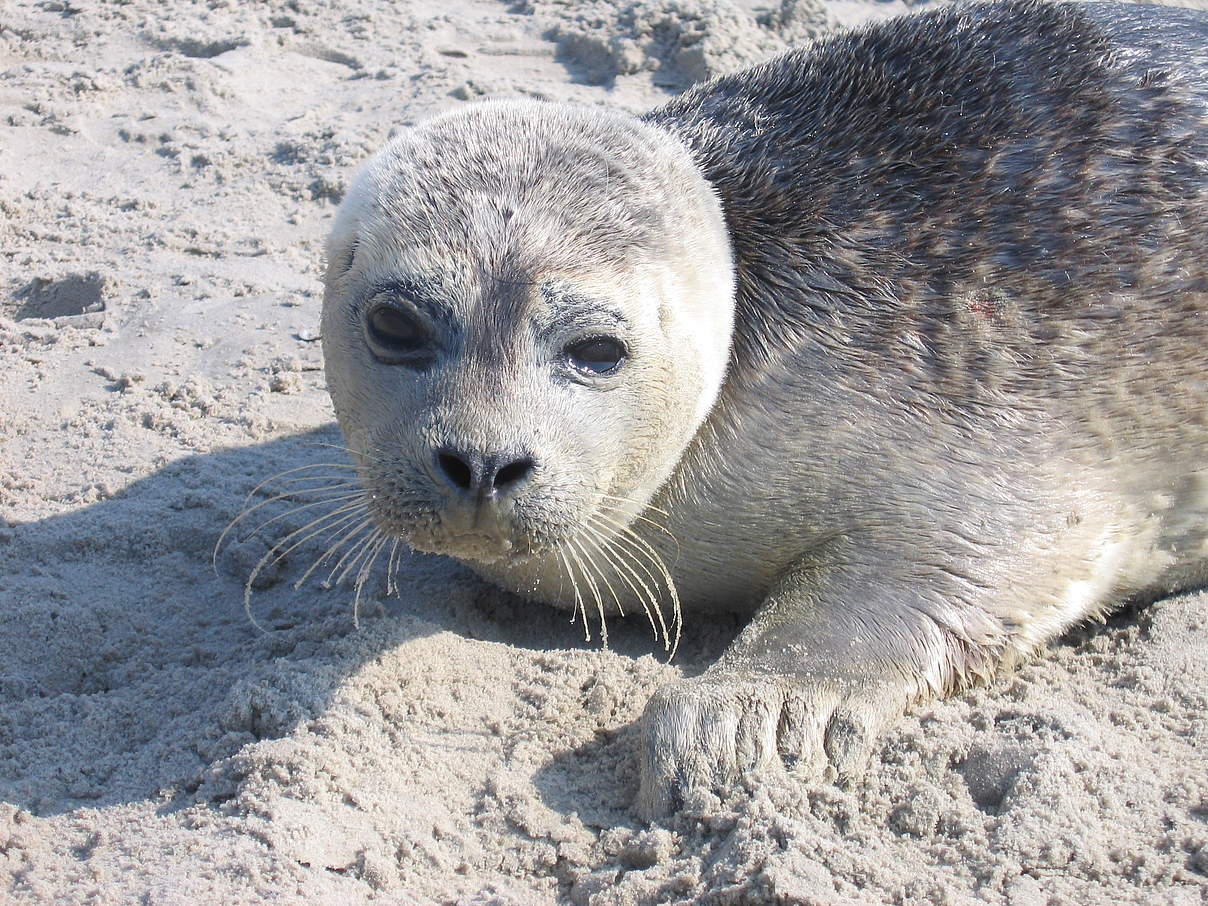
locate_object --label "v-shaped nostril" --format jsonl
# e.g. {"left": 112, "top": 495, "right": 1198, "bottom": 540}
{"left": 492, "top": 456, "right": 534, "bottom": 492}
{"left": 436, "top": 450, "right": 475, "bottom": 491}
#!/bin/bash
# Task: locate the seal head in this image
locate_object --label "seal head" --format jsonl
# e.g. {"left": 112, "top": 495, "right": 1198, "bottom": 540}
{"left": 321, "top": 100, "right": 734, "bottom": 570}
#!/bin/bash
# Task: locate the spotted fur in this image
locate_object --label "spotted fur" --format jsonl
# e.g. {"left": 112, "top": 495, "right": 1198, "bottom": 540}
{"left": 320, "top": 0, "right": 1208, "bottom": 818}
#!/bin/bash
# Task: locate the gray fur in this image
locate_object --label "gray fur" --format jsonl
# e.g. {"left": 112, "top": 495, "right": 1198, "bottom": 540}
{"left": 321, "top": 0, "right": 1208, "bottom": 818}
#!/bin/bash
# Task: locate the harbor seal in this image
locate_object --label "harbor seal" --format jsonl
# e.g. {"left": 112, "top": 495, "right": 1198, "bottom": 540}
{"left": 318, "top": 0, "right": 1208, "bottom": 817}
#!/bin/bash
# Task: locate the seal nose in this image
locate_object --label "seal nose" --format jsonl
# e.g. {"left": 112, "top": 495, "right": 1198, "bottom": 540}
{"left": 435, "top": 447, "right": 535, "bottom": 499}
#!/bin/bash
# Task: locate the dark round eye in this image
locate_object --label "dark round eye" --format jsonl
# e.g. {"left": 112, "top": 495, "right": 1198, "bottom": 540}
{"left": 566, "top": 336, "right": 626, "bottom": 375}
{"left": 366, "top": 304, "right": 428, "bottom": 362}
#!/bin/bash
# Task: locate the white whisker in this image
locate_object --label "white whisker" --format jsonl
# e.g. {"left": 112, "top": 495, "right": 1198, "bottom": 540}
{"left": 335, "top": 524, "right": 385, "bottom": 587}
{"left": 322, "top": 519, "right": 378, "bottom": 587}
{"left": 595, "top": 491, "right": 674, "bottom": 522}
{"left": 579, "top": 518, "right": 662, "bottom": 638}
{"left": 575, "top": 530, "right": 624, "bottom": 617}
{"left": 559, "top": 549, "right": 591, "bottom": 642}
{"left": 215, "top": 467, "right": 366, "bottom": 570}
{"left": 301, "top": 441, "right": 388, "bottom": 466}
{"left": 386, "top": 537, "right": 402, "bottom": 597}
{"left": 586, "top": 515, "right": 668, "bottom": 643}
{"left": 238, "top": 461, "right": 360, "bottom": 508}
{"left": 245, "top": 501, "right": 368, "bottom": 587}
{"left": 220, "top": 490, "right": 367, "bottom": 559}
{"left": 242, "top": 504, "right": 366, "bottom": 632}
{"left": 568, "top": 537, "right": 608, "bottom": 649}
{"left": 588, "top": 512, "right": 682, "bottom": 658}
{"left": 594, "top": 493, "right": 680, "bottom": 558}
{"left": 351, "top": 531, "right": 390, "bottom": 628}
{"left": 285, "top": 509, "right": 374, "bottom": 589}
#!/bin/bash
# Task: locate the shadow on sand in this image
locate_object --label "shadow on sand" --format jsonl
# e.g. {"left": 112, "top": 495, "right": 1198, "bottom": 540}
{"left": 0, "top": 425, "right": 738, "bottom": 821}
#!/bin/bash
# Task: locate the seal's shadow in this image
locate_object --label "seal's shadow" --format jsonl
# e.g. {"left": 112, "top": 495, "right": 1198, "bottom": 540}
{"left": 0, "top": 425, "right": 679, "bottom": 819}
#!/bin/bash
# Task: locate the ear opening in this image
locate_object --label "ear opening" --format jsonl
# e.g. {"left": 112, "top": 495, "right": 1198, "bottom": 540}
{"left": 324, "top": 231, "right": 359, "bottom": 289}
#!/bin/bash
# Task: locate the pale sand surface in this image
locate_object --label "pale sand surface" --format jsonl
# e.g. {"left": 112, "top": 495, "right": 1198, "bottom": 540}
{"left": 1, "top": 1, "right": 1206, "bottom": 903}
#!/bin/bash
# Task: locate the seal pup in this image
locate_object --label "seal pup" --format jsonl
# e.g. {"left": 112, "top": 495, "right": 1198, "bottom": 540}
{"left": 319, "top": 0, "right": 1208, "bottom": 817}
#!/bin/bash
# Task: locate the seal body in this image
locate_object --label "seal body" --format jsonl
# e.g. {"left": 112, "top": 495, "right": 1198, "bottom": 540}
{"left": 321, "top": 0, "right": 1208, "bottom": 817}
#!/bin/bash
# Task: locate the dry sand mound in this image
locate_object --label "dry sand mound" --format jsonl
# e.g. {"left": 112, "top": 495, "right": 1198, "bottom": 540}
{"left": 1, "top": 0, "right": 1205, "bottom": 903}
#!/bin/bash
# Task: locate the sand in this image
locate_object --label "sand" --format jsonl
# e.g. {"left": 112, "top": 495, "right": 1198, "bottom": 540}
{"left": 1, "top": 0, "right": 1206, "bottom": 903}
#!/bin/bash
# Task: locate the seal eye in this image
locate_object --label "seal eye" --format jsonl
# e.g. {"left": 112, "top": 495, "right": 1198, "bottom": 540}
{"left": 567, "top": 336, "right": 626, "bottom": 375}
{"left": 366, "top": 304, "right": 428, "bottom": 362}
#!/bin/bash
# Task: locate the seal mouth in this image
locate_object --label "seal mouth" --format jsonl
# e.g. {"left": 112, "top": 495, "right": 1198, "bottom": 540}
{"left": 363, "top": 488, "right": 569, "bottom": 565}
{"left": 399, "top": 519, "right": 553, "bottom": 565}
{"left": 433, "top": 530, "right": 517, "bottom": 564}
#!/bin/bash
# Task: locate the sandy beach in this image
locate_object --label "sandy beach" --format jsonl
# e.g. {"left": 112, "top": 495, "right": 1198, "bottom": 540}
{"left": 1, "top": 0, "right": 1206, "bottom": 902}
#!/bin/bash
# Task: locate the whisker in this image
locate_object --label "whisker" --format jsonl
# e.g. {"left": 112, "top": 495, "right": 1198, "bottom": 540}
{"left": 595, "top": 492, "right": 674, "bottom": 522}
{"left": 239, "top": 461, "right": 361, "bottom": 509}
{"left": 241, "top": 504, "right": 366, "bottom": 632}
{"left": 579, "top": 518, "right": 663, "bottom": 639}
{"left": 301, "top": 441, "right": 388, "bottom": 466}
{"left": 215, "top": 464, "right": 365, "bottom": 570}
{"left": 351, "top": 530, "right": 390, "bottom": 628}
{"left": 335, "top": 524, "right": 385, "bottom": 588}
{"left": 558, "top": 549, "right": 591, "bottom": 643}
{"left": 568, "top": 537, "right": 608, "bottom": 649}
{"left": 588, "top": 513, "right": 682, "bottom": 657}
{"left": 229, "top": 451, "right": 390, "bottom": 634}
{"left": 282, "top": 507, "right": 374, "bottom": 590}
{"left": 620, "top": 526, "right": 681, "bottom": 659}
{"left": 386, "top": 537, "right": 402, "bottom": 597}
{"left": 594, "top": 493, "right": 680, "bottom": 552}
{"left": 245, "top": 501, "right": 368, "bottom": 586}
{"left": 585, "top": 515, "right": 668, "bottom": 645}
{"left": 269, "top": 476, "right": 363, "bottom": 489}
{"left": 321, "top": 518, "right": 378, "bottom": 587}
{"left": 218, "top": 490, "right": 366, "bottom": 564}
{"left": 574, "top": 529, "right": 624, "bottom": 617}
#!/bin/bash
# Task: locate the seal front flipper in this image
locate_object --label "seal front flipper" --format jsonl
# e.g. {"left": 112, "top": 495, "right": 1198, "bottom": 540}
{"left": 638, "top": 560, "right": 1002, "bottom": 819}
